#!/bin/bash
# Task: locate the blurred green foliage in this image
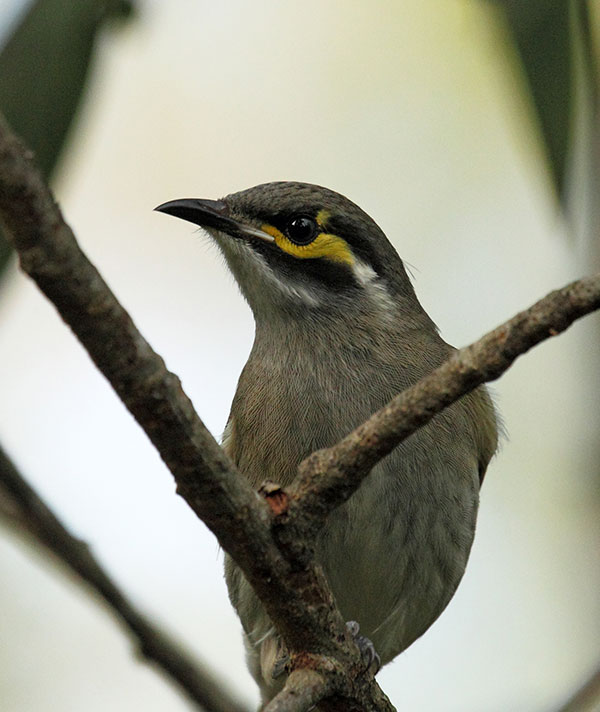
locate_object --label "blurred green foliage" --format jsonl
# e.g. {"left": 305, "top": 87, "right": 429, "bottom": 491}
{"left": 0, "top": 0, "right": 134, "bottom": 280}
{"left": 496, "top": 0, "right": 598, "bottom": 203}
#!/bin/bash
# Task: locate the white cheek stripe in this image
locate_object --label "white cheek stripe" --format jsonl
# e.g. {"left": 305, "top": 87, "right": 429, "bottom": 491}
{"left": 256, "top": 255, "right": 394, "bottom": 311}
{"left": 269, "top": 270, "right": 321, "bottom": 307}
{"left": 352, "top": 259, "right": 395, "bottom": 311}
{"left": 215, "top": 229, "right": 393, "bottom": 311}
{"left": 249, "top": 247, "right": 321, "bottom": 307}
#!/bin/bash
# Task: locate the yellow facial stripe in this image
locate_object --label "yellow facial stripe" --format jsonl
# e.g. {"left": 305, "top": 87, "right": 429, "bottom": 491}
{"left": 261, "top": 223, "right": 354, "bottom": 265}
{"left": 316, "top": 209, "right": 331, "bottom": 228}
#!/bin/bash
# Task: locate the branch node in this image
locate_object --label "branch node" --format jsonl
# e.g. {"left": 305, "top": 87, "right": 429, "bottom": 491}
{"left": 259, "top": 480, "right": 290, "bottom": 516}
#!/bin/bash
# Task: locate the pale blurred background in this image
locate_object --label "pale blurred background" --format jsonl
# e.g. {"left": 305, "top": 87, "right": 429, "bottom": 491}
{"left": 0, "top": 1, "right": 599, "bottom": 711}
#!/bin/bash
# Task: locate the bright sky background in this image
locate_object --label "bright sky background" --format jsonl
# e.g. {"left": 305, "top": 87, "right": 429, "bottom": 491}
{"left": 1, "top": 2, "right": 599, "bottom": 711}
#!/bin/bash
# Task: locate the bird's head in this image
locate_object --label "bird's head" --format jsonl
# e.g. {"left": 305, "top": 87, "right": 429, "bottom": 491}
{"left": 156, "top": 182, "right": 420, "bottom": 322}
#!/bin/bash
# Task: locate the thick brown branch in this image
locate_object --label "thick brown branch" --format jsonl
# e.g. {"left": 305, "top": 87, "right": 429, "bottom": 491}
{"left": 289, "top": 276, "right": 600, "bottom": 528}
{"left": 0, "top": 113, "right": 311, "bottom": 642}
{"left": 265, "top": 661, "right": 395, "bottom": 712}
{"left": 263, "top": 670, "right": 332, "bottom": 712}
{"left": 0, "top": 444, "right": 247, "bottom": 712}
{"left": 0, "top": 114, "right": 387, "bottom": 708}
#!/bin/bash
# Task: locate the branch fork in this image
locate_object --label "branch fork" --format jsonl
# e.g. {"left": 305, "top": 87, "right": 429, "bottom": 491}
{"left": 1, "top": 112, "right": 599, "bottom": 711}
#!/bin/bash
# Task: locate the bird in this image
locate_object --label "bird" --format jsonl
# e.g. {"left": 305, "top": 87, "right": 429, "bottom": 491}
{"left": 156, "top": 181, "right": 499, "bottom": 705}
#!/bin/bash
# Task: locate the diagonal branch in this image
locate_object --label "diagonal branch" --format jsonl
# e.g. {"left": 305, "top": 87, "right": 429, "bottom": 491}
{"left": 0, "top": 113, "right": 389, "bottom": 709}
{"left": 288, "top": 275, "right": 600, "bottom": 530}
{"left": 0, "top": 443, "right": 248, "bottom": 712}
{"left": 0, "top": 111, "right": 329, "bottom": 646}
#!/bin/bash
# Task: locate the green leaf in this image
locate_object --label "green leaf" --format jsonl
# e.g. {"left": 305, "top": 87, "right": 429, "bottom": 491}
{"left": 0, "top": 0, "right": 135, "bottom": 280}
{"left": 497, "top": 1, "right": 584, "bottom": 203}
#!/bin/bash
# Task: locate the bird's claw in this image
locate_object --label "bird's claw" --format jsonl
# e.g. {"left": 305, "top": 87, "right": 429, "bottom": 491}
{"left": 346, "top": 620, "right": 381, "bottom": 673}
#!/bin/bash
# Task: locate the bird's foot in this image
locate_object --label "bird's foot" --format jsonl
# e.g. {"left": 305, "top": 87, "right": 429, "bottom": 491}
{"left": 346, "top": 621, "right": 381, "bottom": 673}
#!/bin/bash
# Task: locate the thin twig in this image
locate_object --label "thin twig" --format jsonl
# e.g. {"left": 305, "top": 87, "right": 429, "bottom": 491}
{"left": 0, "top": 444, "right": 248, "bottom": 712}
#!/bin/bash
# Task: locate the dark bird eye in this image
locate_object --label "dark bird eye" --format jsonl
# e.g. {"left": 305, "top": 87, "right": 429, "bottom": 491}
{"left": 285, "top": 215, "right": 317, "bottom": 245}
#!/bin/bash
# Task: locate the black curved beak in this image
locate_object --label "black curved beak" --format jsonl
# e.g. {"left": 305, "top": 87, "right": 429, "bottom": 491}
{"left": 154, "top": 198, "right": 274, "bottom": 243}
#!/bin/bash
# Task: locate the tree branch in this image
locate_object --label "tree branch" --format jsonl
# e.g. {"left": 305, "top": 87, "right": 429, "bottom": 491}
{"left": 287, "top": 275, "right": 600, "bottom": 531}
{"left": 0, "top": 443, "right": 248, "bottom": 712}
{"left": 0, "top": 113, "right": 387, "bottom": 708}
{"left": 263, "top": 670, "right": 332, "bottom": 712}
{"left": 1, "top": 109, "right": 599, "bottom": 711}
